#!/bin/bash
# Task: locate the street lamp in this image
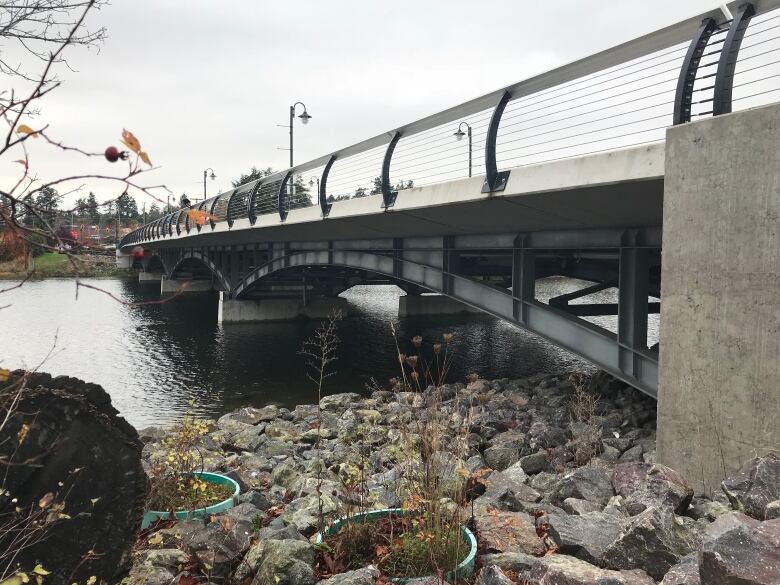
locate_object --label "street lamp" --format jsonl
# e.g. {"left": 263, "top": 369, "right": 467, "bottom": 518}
{"left": 288, "top": 101, "right": 311, "bottom": 168}
{"left": 203, "top": 168, "right": 216, "bottom": 201}
{"left": 308, "top": 176, "right": 320, "bottom": 192}
{"left": 453, "top": 122, "right": 473, "bottom": 178}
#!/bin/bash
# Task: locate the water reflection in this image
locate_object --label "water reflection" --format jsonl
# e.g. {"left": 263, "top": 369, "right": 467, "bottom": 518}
{"left": 0, "top": 278, "right": 601, "bottom": 428}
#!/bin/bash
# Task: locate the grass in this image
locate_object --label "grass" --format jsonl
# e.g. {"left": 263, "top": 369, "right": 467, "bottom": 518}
{"left": 0, "top": 252, "right": 134, "bottom": 279}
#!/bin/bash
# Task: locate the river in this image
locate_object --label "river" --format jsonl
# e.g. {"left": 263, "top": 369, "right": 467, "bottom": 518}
{"left": 0, "top": 277, "right": 658, "bottom": 428}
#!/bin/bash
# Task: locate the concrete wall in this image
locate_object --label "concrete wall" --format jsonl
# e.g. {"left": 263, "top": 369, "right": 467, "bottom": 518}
{"left": 398, "top": 294, "right": 481, "bottom": 317}
{"left": 160, "top": 277, "right": 216, "bottom": 295}
{"left": 138, "top": 271, "right": 163, "bottom": 283}
{"left": 219, "top": 295, "right": 348, "bottom": 323}
{"left": 657, "top": 102, "right": 780, "bottom": 495}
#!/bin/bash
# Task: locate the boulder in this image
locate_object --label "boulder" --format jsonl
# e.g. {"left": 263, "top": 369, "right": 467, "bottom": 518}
{"left": 660, "top": 553, "right": 700, "bottom": 585}
{"left": 266, "top": 419, "right": 304, "bottom": 443}
{"left": 483, "top": 445, "right": 520, "bottom": 471}
{"left": 281, "top": 493, "right": 339, "bottom": 536}
{"left": 562, "top": 498, "right": 603, "bottom": 516}
{"left": 518, "top": 451, "right": 551, "bottom": 475}
{"left": 319, "top": 393, "right": 361, "bottom": 412}
{"left": 556, "top": 467, "right": 614, "bottom": 505}
{"left": 479, "top": 552, "right": 538, "bottom": 573}
{"left": 545, "top": 511, "right": 624, "bottom": 564}
{"left": 219, "top": 406, "right": 275, "bottom": 425}
{"left": 767, "top": 499, "right": 780, "bottom": 520}
{"left": 523, "top": 554, "right": 655, "bottom": 585}
{"left": 475, "top": 509, "right": 546, "bottom": 555}
{"left": 475, "top": 565, "right": 514, "bottom": 585}
{"left": 479, "top": 470, "right": 542, "bottom": 510}
{"left": 236, "top": 539, "right": 315, "bottom": 585}
{"left": 612, "top": 463, "right": 693, "bottom": 515}
{"left": 316, "top": 566, "right": 379, "bottom": 585}
{"left": 699, "top": 516, "right": 780, "bottom": 584}
{"left": 721, "top": 451, "right": 780, "bottom": 520}
{"left": 602, "top": 507, "right": 702, "bottom": 580}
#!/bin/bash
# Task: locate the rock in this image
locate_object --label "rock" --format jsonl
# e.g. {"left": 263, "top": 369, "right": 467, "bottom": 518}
{"left": 475, "top": 565, "right": 514, "bottom": 585}
{"left": 479, "top": 552, "right": 538, "bottom": 573}
{"left": 528, "top": 421, "right": 568, "bottom": 449}
{"left": 320, "top": 393, "right": 361, "bottom": 412}
{"left": 258, "top": 523, "right": 307, "bottom": 541}
{"left": 240, "top": 489, "right": 272, "bottom": 510}
{"left": 271, "top": 460, "right": 300, "bottom": 488}
{"left": 475, "top": 509, "right": 546, "bottom": 555}
{"left": 721, "top": 451, "right": 780, "bottom": 520}
{"left": 266, "top": 420, "right": 304, "bottom": 443}
{"left": 699, "top": 516, "right": 780, "bottom": 584}
{"left": 228, "top": 425, "right": 266, "bottom": 451}
{"left": 238, "top": 539, "right": 315, "bottom": 585}
{"left": 687, "top": 497, "right": 730, "bottom": 522}
{"left": 612, "top": 463, "right": 693, "bottom": 515}
{"left": 524, "top": 554, "right": 655, "bottom": 585}
{"left": 138, "top": 425, "right": 167, "bottom": 443}
{"left": 219, "top": 406, "right": 274, "bottom": 425}
{"left": 281, "top": 493, "right": 339, "bottom": 536}
{"left": 502, "top": 460, "right": 529, "bottom": 484}
{"left": 483, "top": 445, "right": 520, "bottom": 471}
{"left": 316, "top": 566, "right": 379, "bottom": 585}
{"left": 530, "top": 471, "right": 560, "bottom": 495}
{"left": 187, "top": 517, "right": 254, "bottom": 577}
{"left": 767, "top": 499, "right": 780, "bottom": 520}
{"left": 660, "top": 553, "right": 700, "bottom": 585}
{"left": 562, "top": 498, "right": 603, "bottom": 515}
{"left": 600, "top": 444, "right": 622, "bottom": 463}
{"left": 467, "top": 379, "right": 491, "bottom": 393}
{"left": 545, "top": 511, "right": 624, "bottom": 564}
{"left": 127, "top": 563, "right": 177, "bottom": 585}
{"left": 619, "top": 444, "right": 644, "bottom": 462}
{"left": 480, "top": 469, "right": 542, "bottom": 510}
{"left": 602, "top": 507, "right": 702, "bottom": 580}
{"left": 518, "top": 451, "right": 551, "bottom": 475}
{"left": 556, "top": 467, "right": 614, "bottom": 505}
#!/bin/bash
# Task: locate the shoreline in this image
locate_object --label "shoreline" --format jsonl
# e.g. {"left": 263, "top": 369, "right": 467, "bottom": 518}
{"left": 0, "top": 251, "right": 134, "bottom": 280}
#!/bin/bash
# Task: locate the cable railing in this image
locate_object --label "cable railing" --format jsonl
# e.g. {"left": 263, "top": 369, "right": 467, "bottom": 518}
{"left": 121, "top": 0, "right": 780, "bottom": 248}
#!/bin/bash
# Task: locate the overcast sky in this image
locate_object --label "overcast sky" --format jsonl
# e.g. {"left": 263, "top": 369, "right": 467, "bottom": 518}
{"left": 2, "top": 0, "right": 720, "bottom": 209}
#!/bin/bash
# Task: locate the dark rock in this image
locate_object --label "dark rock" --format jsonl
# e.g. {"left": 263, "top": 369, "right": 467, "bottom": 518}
{"left": 556, "top": 467, "right": 614, "bottom": 505}
{"left": 484, "top": 445, "right": 520, "bottom": 471}
{"left": 699, "top": 516, "right": 780, "bottom": 585}
{"left": 687, "top": 497, "right": 730, "bottom": 522}
{"left": 721, "top": 451, "right": 780, "bottom": 520}
{"left": 545, "top": 511, "right": 624, "bottom": 564}
{"left": 519, "top": 451, "right": 551, "bottom": 475}
{"left": 612, "top": 463, "right": 693, "bottom": 515}
{"left": 619, "top": 444, "right": 644, "bottom": 462}
{"left": 528, "top": 421, "right": 568, "bottom": 450}
{"left": 219, "top": 406, "right": 274, "bottom": 425}
{"left": 602, "top": 507, "right": 702, "bottom": 580}
{"left": 237, "top": 539, "right": 315, "bottom": 584}
{"left": 240, "top": 489, "right": 272, "bottom": 510}
{"left": 766, "top": 499, "right": 780, "bottom": 520}
{"left": 530, "top": 471, "right": 560, "bottom": 495}
{"left": 475, "top": 509, "right": 546, "bottom": 555}
{"left": 660, "top": 552, "right": 700, "bottom": 585}
{"left": 480, "top": 469, "right": 542, "bottom": 510}
{"left": 0, "top": 373, "right": 145, "bottom": 583}
{"left": 257, "top": 523, "right": 307, "bottom": 541}
{"left": 523, "top": 554, "right": 655, "bottom": 585}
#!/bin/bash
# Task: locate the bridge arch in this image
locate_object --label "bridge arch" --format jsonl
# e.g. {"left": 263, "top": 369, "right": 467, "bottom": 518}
{"left": 168, "top": 251, "right": 231, "bottom": 293}
{"left": 143, "top": 254, "right": 168, "bottom": 274}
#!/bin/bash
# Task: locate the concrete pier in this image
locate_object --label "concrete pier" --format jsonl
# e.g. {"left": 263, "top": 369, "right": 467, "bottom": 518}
{"left": 138, "top": 271, "right": 163, "bottom": 284}
{"left": 398, "top": 294, "right": 480, "bottom": 317}
{"left": 160, "top": 277, "right": 216, "bottom": 295}
{"left": 657, "top": 102, "right": 780, "bottom": 495}
{"left": 219, "top": 294, "right": 348, "bottom": 323}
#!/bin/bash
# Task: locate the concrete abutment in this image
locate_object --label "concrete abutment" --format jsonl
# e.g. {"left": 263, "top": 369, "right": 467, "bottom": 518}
{"left": 657, "top": 101, "right": 780, "bottom": 494}
{"left": 160, "top": 277, "right": 220, "bottom": 295}
{"left": 218, "top": 294, "right": 348, "bottom": 323}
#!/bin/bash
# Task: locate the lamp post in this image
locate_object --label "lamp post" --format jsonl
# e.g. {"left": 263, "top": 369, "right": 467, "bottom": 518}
{"left": 288, "top": 102, "right": 311, "bottom": 169}
{"left": 453, "top": 122, "right": 473, "bottom": 178}
{"left": 203, "top": 168, "right": 216, "bottom": 201}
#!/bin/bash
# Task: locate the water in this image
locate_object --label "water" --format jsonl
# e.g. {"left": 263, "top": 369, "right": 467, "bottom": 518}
{"left": 0, "top": 278, "right": 656, "bottom": 428}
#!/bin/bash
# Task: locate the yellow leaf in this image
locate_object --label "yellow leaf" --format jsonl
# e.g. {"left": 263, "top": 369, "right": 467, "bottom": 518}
{"left": 0, "top": 368, "right": 10, "bottom": 382}
{"left": 138, "top": 151, "right": 152, "bottom": 166}
{"left": 90, "top": 498, "right": 100, "bottom": 505}
{"left": 16, "top": 125, "right": 37, "bottom": 137}
{"left": 120, "top": 129, "right": 141, "bottom": 154}
{"left": 38, "top": 493, "right": 54, "bottom": 509}
{"left": 31, "top": 567, "right": 50, "bottom": 576}
{"left": 186, "top": 209, "right": 215, "bottom": 226}
{"left": 0, "top": 573, "right": 28, "bottom": 585}
{"left": 148, "top": 532, "right": 163, "bottom": 545}
{"left": 86, "top": 576, "right": 97, "bottom": 585}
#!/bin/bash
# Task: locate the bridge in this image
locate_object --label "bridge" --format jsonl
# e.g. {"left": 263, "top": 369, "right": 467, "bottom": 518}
{"left": 119, "top": 1, "right": 780, "bottom": 493}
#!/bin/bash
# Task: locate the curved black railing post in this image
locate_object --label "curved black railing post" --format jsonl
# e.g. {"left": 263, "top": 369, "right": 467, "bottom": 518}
{"left": 278, "top": 170, "right": 292, "bottom": 222}
{"left": 195, "top": 200, "right": 206, "bottom": 232}
{"left": 674, "top": 17, "right": 718, "bottom": 125}
{"left": 226, "top": 188, "right": 238, "bottom": 228}
{"left": 247, "top": 179, "right": 263, "bottom": 226}
{"left": 208, "top": 196, "right": 220, "bottom": 230}
{"left": 482, "top": 90, "right": 512, "bottom": 193}
{"left": 320, "top": 155, "right": 336, "bottom": 217}
{"left": 714, "top": 2, "right": 755, "bottom": 116}
{"left": 381, "top": 132, "right": 402, "bottom": 209}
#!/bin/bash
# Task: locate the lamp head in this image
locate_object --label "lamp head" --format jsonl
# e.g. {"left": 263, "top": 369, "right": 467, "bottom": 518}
{"left": 453, "top": 128, "right": 466, "bottom": 141}
{"left": 209, "top": 171, "right": 216, "bottom": 180}
{"left": 299, "top": 110, "right": 312, "bottom": 125}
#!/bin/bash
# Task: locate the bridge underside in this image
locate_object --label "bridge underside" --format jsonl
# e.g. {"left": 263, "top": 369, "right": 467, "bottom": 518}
{"left": 141, "top": 225, "right": 660, "bottom": 398}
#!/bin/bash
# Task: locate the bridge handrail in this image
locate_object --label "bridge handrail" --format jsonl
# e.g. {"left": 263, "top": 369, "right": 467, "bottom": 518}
{"left": 121, "top": 0, "right": 780, "bottom": 249}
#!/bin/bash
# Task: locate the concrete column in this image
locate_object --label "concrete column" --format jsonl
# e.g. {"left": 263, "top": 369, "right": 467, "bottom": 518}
{"left": 160, "top": 277, "right": 216, "bottom": 295}
{"left": 138, "top": 271, "right": 163, "bottom": 284}
{"left": 219, "top": 293, "right": 348, "bottom": 323}
{"left": 398, "top": 294, "right": 480, "bottom": 317}
{"left": 657, "top": 102, "right": 780, "bottom": 495}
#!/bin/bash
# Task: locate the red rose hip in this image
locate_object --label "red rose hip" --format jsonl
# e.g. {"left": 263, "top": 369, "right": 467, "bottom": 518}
{"left": 104, "top": 146, "right": 120, "bottom": 162}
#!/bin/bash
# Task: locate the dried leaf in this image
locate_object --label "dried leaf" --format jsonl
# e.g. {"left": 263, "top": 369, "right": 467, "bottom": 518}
{"left": 85, "top": 576, "right": 96, "bottom": 585}
{"left": 120, "top": 129, "right": 141, "bottom": 154}
{"left": 186, "top": 209, "right": 215, "bottom": 226}
{"left": 147, "top": 532, "right": 163, "bottom": 545}
{"left": 17, "top": 423, "right": 29, "bottom": 445}
{"left": 0, "top": 368, "right": 10, "bottom": 382}
{"left": 16, "top": 124, "right": 37, "bottom": 137}
{"left": 38, "top": 493, "right": 54, "bottom": 509}
{"left": 138, "top": 151, "right": 152, "bottom": 166}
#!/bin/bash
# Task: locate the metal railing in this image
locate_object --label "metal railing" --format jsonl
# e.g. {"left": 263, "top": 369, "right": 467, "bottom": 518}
{"left": 122, "top": 0, "right": 780, "bottom": 248}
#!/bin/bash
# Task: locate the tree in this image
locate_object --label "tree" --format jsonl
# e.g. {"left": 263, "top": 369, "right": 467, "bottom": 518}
{"left": 85, "top": 192, "right": 99, "bottom": 223}
{"left": 26, "top": 186, "right": 61, "bottom": 227}
{"left": 231, "top": 167, "right": 312, "bottom": 214}
{"left": 116, "top": 192, "right": 140, "bottom": 222}
{"left": 231, "top": 166, "right": 274, "bottom": 188}
{"left": 147, "top": 202, "right": 163, "bottom": 222}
